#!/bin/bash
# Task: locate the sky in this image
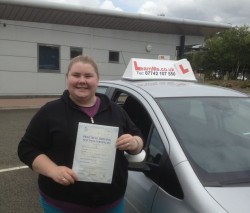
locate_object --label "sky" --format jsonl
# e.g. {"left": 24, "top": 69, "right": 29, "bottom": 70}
{"left": 44, "top": 0, "right": 250, "bottom": 27}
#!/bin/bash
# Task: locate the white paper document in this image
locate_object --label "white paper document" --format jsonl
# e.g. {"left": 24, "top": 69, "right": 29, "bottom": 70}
{"left": 72, "top": 122, "right": 118, "bottom": 184}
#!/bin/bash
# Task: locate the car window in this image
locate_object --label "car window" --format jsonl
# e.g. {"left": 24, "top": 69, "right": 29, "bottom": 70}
{"left": 116, "top": 93, "right": 128, "bottom": 106}
{"left": 147, "top": 127, "right": 165, "bottom": 164}
{"left": 96, "top": 86, "right": 108, "bottom": 94}
{"left": 146, "top": 127, "right": 183, "bottom": 199}
{"left": 112, "top": 91, "right": 152, "bottom": 141}
{"left": 189, "top": 99, "right": 207, "bottom": 124}
{"left": 158, "top": 97, "right": 250, "bottom": 186}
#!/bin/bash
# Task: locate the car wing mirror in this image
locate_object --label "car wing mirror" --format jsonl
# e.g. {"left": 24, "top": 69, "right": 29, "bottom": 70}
{"left": 125, "top": 150, "right": 161, "bottom": 172}
{"left": 128, "top": 162, "right": 151, "bottom": 172}
{"left": 125, "top": 150, "right": 160, "bottom": 172}
{"left": 124, "top": 150, "right": 146, "bottom": 163}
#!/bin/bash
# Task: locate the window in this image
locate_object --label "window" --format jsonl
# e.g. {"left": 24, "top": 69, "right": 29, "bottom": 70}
{"left": 116, "top": 93, "right": 128, "bottom": 105}
{"left": 109, "top": 51, "right": 119, "bottom": 63}
{"left": 38, "top": 44, "right": 60, "bottom": 73}
{"left": 70, "top": 47, "right": 82, "bottom": 59}
{"left": 147, "top": 127, "right": 165, "bottom": 164}
{"left": 158, "top": 97, "right": 250, "bottom": 186}
{"left": 145, "top": 127, "right": 184, "bottom": 199}
{"left": 112, "top": 92, "right": 151, "bottom": 140}
{"left": 96, "top": 86, "right": 108, "bottom": 95}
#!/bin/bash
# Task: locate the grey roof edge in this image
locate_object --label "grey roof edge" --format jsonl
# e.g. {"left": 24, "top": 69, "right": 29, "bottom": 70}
{"left": 0, "top": 0, "right": 232, "bottom": 29}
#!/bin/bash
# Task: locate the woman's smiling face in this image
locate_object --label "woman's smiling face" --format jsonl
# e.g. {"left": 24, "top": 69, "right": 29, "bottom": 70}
{"left": 67, "top": 62, "right": 99, "bottom": 106}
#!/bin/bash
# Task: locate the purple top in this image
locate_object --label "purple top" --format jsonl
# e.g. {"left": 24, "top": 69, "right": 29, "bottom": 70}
{"left": 79, "top": 96, "right": 100, "bottom": 118}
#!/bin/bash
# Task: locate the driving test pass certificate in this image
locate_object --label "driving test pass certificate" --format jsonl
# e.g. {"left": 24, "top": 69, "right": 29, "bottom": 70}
{"left": 72, "top": 122, "right": 118, "bottom": 184}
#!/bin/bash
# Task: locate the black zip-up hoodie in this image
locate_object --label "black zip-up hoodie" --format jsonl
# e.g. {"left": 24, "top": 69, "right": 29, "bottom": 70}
{"left": 18, "top": 90, "right": 142, "bottom": 206}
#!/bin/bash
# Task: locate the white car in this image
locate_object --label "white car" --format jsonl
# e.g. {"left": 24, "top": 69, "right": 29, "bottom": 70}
{"left": 237, "top": 75, "right": 248, "bottom": 80}
{"left": 98, "top": 58, "right": 250, "bottom": 213}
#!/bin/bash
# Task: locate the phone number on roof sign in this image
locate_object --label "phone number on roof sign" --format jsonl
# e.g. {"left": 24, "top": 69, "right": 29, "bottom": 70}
{"left": 137, "top": 70, "right": 176, "bottom": 76}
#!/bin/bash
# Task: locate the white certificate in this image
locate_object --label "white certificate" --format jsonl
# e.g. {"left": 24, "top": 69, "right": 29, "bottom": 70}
{"left": 72, "top": 122, "right": 118, "bottom": 184}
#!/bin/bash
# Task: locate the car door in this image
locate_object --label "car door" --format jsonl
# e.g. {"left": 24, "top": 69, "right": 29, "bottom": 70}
{"left": 105, "top": 89, "right": 184, "bottom": 212}
{"left": 125, "top": 125, "right": 186, "bottom": 213}
{"left": 111, "top": 91, "right": 160, "bottom": 213}
{"left": 98, "top": 85, "right": 189, "bottom": 212}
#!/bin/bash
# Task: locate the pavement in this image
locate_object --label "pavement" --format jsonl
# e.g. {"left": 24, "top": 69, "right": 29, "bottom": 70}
{"left": 0, "top": 108, "right": 43, "bottom": 212}
{"left": 0, "top": 97, "right": 59, "bottom": 110}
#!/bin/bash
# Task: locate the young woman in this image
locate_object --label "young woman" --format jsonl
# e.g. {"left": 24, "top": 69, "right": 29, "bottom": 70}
{"left": 18, "top": 55, "right": 143, "bottom": 213}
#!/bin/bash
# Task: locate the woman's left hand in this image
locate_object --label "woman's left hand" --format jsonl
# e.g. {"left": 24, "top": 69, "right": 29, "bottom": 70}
{"left": 116, "top": 134, "right": 140, "bottom": 152}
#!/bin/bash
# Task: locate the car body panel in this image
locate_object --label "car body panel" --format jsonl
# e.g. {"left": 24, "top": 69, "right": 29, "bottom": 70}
{"left": 206, "top": 187, "right": 250, "bottom": 212}
{"left": 124, "top": 172, "right": 158, "bottom": 213}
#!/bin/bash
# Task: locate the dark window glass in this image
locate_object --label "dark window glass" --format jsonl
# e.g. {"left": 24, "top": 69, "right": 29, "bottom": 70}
{"left": 146, "top": 127, "right": 184, "bottom": 199}
{"left": 38, "top": 44, "right": 60, "bottom": 73}
{"left": 109, "top": 51, "right": 119, "bottom": 63}
{"left": 70, "top": 47, "right": 82, "bottom": 59}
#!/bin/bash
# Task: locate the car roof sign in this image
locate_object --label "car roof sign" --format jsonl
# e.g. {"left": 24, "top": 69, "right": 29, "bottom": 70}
{"left": 122, "top": 58, "right": 197, "bottom": 81}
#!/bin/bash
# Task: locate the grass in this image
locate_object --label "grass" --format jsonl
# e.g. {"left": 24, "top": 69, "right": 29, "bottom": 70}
{"left": 204, "top": 80, "right": 250, "bottom": 94}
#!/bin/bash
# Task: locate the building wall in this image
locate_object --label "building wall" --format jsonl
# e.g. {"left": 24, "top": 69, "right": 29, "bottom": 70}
{"left": 0, "top": 20, "right": 204, "bottom": 96}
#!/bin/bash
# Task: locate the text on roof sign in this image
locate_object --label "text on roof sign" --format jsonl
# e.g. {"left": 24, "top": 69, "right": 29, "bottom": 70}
{"left": 122, "top": 58, "right": 196, "bottom": 81}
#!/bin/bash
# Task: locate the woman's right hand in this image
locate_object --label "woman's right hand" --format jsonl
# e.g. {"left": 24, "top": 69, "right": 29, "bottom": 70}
{"left": 32, "top": 154, "right": 78, "bottom": 185}
{"left": 50, "top": 165, "right": 78, "bottom": 185}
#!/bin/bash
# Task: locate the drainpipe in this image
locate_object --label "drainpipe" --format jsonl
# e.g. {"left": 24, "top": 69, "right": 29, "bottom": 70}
{"left": 178, "top": 35, "right": 185, "bottom": 59}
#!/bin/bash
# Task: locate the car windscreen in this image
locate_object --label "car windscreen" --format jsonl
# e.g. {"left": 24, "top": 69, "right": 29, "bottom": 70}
{"left": 157, "top": 97, "right": 250, "bottom": 186}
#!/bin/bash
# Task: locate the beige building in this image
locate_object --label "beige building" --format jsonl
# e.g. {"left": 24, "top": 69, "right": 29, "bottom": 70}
{"left": 0, "top": 0, "right": 231, "bottom": 96}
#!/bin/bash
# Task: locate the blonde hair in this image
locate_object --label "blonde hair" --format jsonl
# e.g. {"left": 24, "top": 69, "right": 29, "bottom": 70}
{"left": 67, "top": 55, "right": 99, "bottom": 78}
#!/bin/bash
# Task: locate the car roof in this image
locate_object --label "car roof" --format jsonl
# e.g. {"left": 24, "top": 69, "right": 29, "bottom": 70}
{"left": 100, "top": 79, "right": 248, "bottom": 98}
